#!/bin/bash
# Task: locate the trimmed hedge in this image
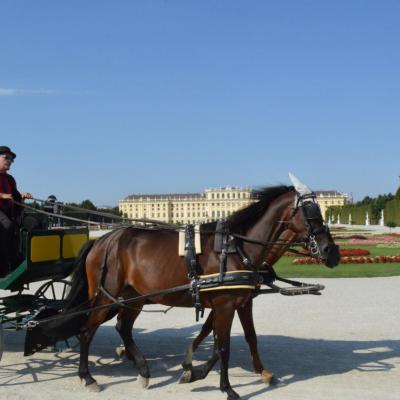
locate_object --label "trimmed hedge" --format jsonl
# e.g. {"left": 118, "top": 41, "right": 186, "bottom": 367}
{"left": 384, "top": 198, "right": 400, "bottom": 227}
{"left": 326, "top": 204, "right": 374, "bottom": 225}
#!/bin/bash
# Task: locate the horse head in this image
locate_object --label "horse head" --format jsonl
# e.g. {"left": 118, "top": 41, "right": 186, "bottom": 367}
{"left": 287, "top": 173, "right": 340, "bottom": 268}
{"left": 228, "top": 174, "right": 340, "bottom": 269}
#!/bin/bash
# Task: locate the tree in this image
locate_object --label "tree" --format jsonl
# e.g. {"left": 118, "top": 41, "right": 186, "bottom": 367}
{"left": 80, "top": 199, "right": 96, "bottom": 210}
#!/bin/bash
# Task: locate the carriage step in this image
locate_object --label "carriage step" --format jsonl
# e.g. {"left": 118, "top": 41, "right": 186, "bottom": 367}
{"left": 279, "top": 284, "right": 325, "bottom": 296}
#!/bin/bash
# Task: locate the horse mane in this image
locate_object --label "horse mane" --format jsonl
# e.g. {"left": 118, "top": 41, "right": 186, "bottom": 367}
{"left": 225, "top": 185, "right": 294, "bottom": 233}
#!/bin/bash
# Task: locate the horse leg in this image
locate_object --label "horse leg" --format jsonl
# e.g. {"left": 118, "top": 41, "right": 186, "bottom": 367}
{"left": 180, "top": 307, "right": 238, "bottom": 386}
{"left": 237, "top": 299, "right": 276, "bottom": 385}
{"left": 213, "top": 302, "right": 239, "bottom": 400}
{"left": 115, "top": 303, "right": 150, "bottom": 388}
{"left": 180, "top": 310, "right": 215, "bottom": 383}
{"left": 180, "top": 334, "right": 219, "bottom": 384}
{"left": 78, "top": 306, "right": 112, "bottom": 391}
{"left": 181, "top": 303, "right": 240, "bottom": 400}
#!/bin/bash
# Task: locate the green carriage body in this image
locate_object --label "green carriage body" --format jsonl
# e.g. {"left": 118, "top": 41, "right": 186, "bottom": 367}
{"left": 0, "top": 225, "right": 89, "bottom": 338}
{"left": 0, "top": 227, "right": 88, "bottom": 292}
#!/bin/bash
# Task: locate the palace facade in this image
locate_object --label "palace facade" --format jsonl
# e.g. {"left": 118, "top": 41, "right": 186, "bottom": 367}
{"left": 119, "top": 187, "right": 349, "bottom": 224}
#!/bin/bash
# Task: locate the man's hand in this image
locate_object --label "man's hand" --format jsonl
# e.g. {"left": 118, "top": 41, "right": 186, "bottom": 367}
{"left": 0, "top": 193, "right": 13, "bottom": 200}
{"left": 21, "top": 193, "right": 33, "bottom": 199}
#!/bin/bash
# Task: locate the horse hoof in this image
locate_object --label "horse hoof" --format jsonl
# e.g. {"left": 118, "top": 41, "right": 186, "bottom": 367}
{"left": 115, "top": 345, "right": 125, "bottom": 358}
{"left": 86, "top": 382, "right": 101, "bottom": 392}
{"left": 138, "top": 374, "right": 149, "bottom": 389}
{"left": 269, "top": 376, "right": 282, "bottom": 386}
{"left": 178, "top": 369, "right": 192, "bottom": 384}
{"left": 260, "top": 370, "right": 274, "bottom": 384}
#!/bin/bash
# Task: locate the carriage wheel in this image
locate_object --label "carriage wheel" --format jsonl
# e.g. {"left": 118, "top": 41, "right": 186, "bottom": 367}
{"left": 34, "top": 279, "right": 72, "bottom": 303}
{"left": 34, "top": 279, "right": 79, "bottom": 351}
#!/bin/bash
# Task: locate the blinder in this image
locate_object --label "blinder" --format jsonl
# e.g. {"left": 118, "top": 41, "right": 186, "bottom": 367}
{"left": 295, "top": 193, "right": 330, "bottom": 257}
{"left": 296, "top": 194, "right": 326, "bottom": 233}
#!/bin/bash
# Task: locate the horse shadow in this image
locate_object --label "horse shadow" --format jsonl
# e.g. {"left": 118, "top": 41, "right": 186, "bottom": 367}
{"left": 1, "top": 324, "right": 399, "bottom": 398}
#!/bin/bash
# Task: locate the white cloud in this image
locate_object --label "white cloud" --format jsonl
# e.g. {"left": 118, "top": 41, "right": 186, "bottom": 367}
{"left": 0, "top": 87, "right": 56, "bottom": 96}
{"left": 0, "top": 88, "right": 17, "bottom": 96}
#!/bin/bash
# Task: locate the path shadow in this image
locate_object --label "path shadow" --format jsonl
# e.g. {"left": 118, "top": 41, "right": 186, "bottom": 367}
{"left": 1, "top": 324, "right": 399, "bottom": 399}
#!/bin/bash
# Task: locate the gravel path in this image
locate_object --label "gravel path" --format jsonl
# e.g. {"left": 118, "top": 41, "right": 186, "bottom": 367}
{"left": 1, "top": 277, "right": 399, "bottom": 400}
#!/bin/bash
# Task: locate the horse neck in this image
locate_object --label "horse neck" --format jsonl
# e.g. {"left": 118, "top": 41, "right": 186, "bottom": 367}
{"left": 243, "top": 192, "right": 295, "bottom": 266}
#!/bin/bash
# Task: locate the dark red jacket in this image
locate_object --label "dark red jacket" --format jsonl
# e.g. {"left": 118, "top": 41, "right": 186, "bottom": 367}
{"left": 0, "top": 173, "right": 22, "bottom": 218}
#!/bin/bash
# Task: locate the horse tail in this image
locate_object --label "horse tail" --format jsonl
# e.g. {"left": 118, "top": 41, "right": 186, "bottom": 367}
{"left": 63, "top": 239, "right": 94, "bottom": 310}
{"left": 24, "top": 239, "right": 95, "bottom": 356}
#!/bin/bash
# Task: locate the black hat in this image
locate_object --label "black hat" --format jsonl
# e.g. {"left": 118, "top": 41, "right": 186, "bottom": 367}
{"left": 0, "top": 146, "right": 16, "bottom": 159}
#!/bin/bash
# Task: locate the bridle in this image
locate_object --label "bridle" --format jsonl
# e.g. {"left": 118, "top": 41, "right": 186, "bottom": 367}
{"left": 293, "top": 192, "right": 329, "bottom": 258}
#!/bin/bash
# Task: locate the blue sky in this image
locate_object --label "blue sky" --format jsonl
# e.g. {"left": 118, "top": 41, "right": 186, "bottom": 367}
{"left": 1, "top": 1, "right": 399, "bottom": 206}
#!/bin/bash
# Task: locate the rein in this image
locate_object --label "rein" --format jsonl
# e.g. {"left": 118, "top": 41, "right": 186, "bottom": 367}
{"left": 27, "top": 282, "right": 193, "bottom": 328}
{"left": 13, "top": 200, "right": 103, "bottom": 226}
{"left": 13, "top": 198, "right": 181, "bottom": 229}
{"left": 230, "top": 232, "right": 307, "bottom": 248}
{"left": 30, "top": 197, "right": 180, "bottom": 227}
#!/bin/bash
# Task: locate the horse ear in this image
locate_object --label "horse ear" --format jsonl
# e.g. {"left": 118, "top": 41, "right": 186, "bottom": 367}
{"left": 288, "top": 172, "right": 313, "bottom": 196}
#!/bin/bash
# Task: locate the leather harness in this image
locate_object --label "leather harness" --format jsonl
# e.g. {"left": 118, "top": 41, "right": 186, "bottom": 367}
{"left": 94, "top": 193, "right": 327, "bottom": 322}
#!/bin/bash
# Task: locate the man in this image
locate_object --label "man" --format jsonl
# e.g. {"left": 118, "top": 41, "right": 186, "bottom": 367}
{"left": 0, "top": 146, "right": 32, "bottom": 277}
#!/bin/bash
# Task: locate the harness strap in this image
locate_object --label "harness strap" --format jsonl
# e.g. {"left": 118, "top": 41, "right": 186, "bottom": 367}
{"left": 97, "top": 286, "right": 127, "bottom": 307}
{"left": 197, "top": 270, "right": 262, "bottom": 292}
{"left": 184, "top": 224, "right": 199, "bottom": 279}
{"left": 235, "top": 242, "right": 253, "bottom": 269}
{"left": 184, "top": 224, "right": 203, "bottom": 320}
{"left": 96, "top": 227, "right": 131, "bottom": 302}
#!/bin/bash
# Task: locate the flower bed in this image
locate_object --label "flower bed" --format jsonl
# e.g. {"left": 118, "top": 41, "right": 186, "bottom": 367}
{"left": 286, "top": 248, "right": 370, "bottom": 257}
{"left": 340, "top": 248, "right": 370, "bottom": 256}
{"left": 342, "top": 236, "right": 400, "bottom": 245}
{"left": 292, "top": 255, "right": 400, "bottom": 265}
{"left": 344, "top": 240, "right": 380, "bottom": 245}
{"left": 333, "top": 234, "right": 369, "bottom": 240}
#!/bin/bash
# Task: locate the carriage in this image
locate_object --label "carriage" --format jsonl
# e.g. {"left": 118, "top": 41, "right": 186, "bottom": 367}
{"left": 0, "top": 208, "right": 89, "bottom": 360}
{"left": 0, "top": 175, "right": 340, "bottom": 400}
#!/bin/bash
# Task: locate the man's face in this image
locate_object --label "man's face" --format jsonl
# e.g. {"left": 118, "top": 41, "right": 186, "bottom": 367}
{"left": 0, "top": 154, "right": 14, "bottom": 172}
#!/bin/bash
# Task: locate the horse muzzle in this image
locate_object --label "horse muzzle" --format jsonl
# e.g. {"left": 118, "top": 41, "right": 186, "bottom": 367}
{"left": 323, "top": 244, "right": 340, "bottom": 268}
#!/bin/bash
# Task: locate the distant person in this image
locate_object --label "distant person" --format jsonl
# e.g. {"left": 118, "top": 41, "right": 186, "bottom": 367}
{"left": 44, "top": 195, "right": 60, "bottom": 227}
{"left": 0, "top": 146, "right": 32, "bottom": 277}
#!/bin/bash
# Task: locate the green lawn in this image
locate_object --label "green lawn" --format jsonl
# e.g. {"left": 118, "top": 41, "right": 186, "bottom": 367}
{"left": 274, "top": 243, "right": 400, "bottom": 278}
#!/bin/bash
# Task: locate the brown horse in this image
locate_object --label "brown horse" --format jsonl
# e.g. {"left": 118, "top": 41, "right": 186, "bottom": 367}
{"left": 178, "top": 184, "right": 340, "bottom": 388}
{"left": 180, "top": 222, "right": 329, "bottom": 386}
{"left": 29, "top": 184, "right": 339, "bottom": 400}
